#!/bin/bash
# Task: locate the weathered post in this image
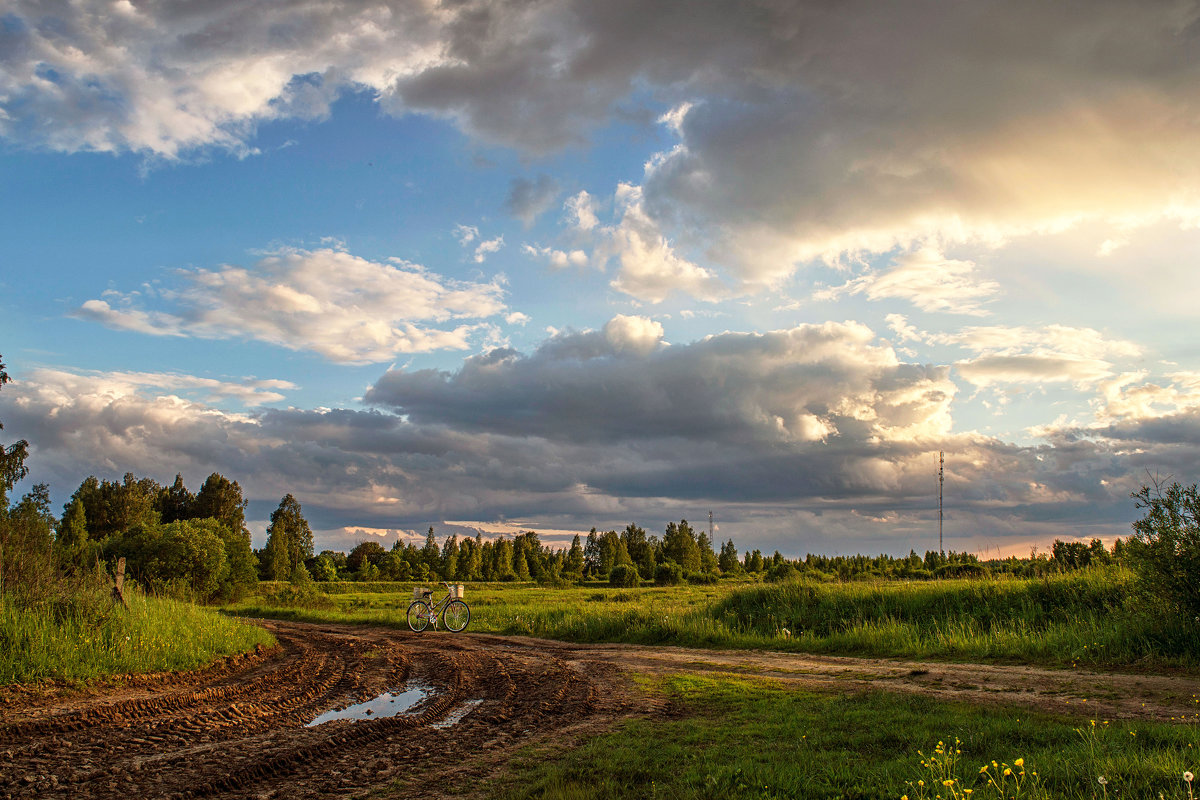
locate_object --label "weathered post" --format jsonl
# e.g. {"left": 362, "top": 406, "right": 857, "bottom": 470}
{"left": 112, "top": 556, "right": 129, "bottom": 609}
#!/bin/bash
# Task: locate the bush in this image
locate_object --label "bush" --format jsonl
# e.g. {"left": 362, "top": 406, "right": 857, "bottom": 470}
{"left": 608, "top": 564, "right": 640, "bottom": 588}
{"left": 654, "top": 561, "right": 684, "bottom": 586}
{"left": 765, "top": 562, "right": 799, "bottom": 582}
{"left": 687, "top": 571, "right": 719, "bottom": 585}
{"left": 1129, "top": 480, "right": 1200, "bottom": 625}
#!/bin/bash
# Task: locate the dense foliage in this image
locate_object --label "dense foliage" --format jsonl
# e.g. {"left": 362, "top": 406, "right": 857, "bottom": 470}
{"left": 1129, "top": 479, "right": 1200, "bottom": 625}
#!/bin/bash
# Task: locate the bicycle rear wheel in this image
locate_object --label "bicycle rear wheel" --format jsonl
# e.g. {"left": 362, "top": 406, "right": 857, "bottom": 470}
{"left": 442, "top": 599, "right": 470, "bottom": 632}
{"left": 407, "top": 600, "right": 430, "bottom": 632}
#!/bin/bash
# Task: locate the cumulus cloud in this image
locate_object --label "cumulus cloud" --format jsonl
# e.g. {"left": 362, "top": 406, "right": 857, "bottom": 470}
{"left": 365, "top": 317, "right": 954, "bottom": 446}
{"left": 816, "top": 247, "right": 1001, "bottom": 315}
{"left": 564, "top": 191, "right": 599, "bottom": 232}
{"left": 10, "top": 0, "right": 1199, "bottom": 295}
{"left": 73, "top": 247, "right": 507, "bottom": 364}
{"left": 601, "top": 183, "right": 725, "bottom": 302}
{"left": 504, "top": 174, "right": 559, "bottom": 227}
{"left": 940, "top": 325, "right": 1141, "bottom": 389}
{"left": 5, "top": 323, "right": 1189, "bottom": 554}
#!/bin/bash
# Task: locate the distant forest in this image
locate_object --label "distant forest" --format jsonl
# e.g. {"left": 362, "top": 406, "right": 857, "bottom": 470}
{"left": 5, "top": 463, "right": 1126, "bottom": 605}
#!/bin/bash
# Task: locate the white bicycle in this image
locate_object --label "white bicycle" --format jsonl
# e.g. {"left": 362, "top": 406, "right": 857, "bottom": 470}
{"left": 406, "top": 582, "right": 471, "bottom": 632}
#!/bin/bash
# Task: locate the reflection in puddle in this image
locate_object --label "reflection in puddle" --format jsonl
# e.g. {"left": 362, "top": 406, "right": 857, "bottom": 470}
{"left": 432, "top": 699, "right": 483, "bottom": 729}
{"left": 306, "top": 685, "right": 433, "bottom": 727}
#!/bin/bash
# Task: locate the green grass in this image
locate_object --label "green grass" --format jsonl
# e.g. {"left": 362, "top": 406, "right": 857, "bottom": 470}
{"left": 481, "top": 675, "right": 1200, "bottom": 800}
{"left": 230, "top": 568, "right": 1200, "bottom": 670}
{"left": 1, "top": 585, "right": 275, "bottom": 684}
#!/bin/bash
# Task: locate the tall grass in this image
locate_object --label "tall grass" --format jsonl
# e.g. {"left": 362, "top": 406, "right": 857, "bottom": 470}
{"left": 1, "top": 583, "right": 274, "bottom": 684}
{"left": 230, "top": 566, "right": 1198, "bottom": 670}
{"left": 708, "top": 567, "right": 1198, "bottom": 666}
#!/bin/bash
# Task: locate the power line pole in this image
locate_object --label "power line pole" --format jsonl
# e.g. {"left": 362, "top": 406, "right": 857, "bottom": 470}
{"left": 938, "top": 450, "right": 945, "bottom": 555}
{"left": 709, "top": 510, "right": 715, "bottom": 539}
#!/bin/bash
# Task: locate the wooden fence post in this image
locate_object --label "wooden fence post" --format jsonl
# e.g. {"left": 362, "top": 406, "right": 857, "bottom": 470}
{"left": 112, "top": 557, "right": 129, "bottom": 609}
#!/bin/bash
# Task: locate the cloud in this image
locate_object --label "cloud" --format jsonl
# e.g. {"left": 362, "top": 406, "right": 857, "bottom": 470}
{"left": 601, "top": 183, "right": 726, "bottom": 302}
{"left": 365, "top": 317, "right": 954, "bottom": 446}
{"left": 504, "top": 175, "right": 559, "bottom": 227}
{"left": 564, "top": 191, "right": 599, "bottom": 231}
{"left": 523, "top": 244, "right": 589, "bottom": 270}
{"left": 472, "top": 235, "right": 505, "bottom": 263}
{"left": 6, "top": 323, "right": 1190, "bottom": 554}
{"left": 816, "top": 247, "right": 1001, "bottom": 315}
{"left": 936, "top": 325, "right": 1141, "bottom": 389}
{"left": 73, "top": 247, "right": 508, "bottom": 364}
{"left": 10, "top": 0, "right": 1200, "bottom": 292}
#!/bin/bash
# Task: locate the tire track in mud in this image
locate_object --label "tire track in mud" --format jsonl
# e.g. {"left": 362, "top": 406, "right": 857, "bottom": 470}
{"left": 5, "top": 621, "right": 1196, "bottom": 800}
{"left": 0, "top": 622, "right": 627, "bottom": 800}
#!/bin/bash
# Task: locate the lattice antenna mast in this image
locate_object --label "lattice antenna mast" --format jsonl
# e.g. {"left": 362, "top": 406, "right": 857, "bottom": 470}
{"left": 709, "top": 510, "right": 715, "bottom": 539}
{"left": 938, "top": 450, "right": 945, "bottom": 555}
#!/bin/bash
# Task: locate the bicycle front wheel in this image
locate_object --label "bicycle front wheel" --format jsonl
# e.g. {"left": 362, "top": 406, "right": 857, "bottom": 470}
{"left": 442, "top": 600, "right": 470, "bottom": 632}
{"left": 407, "top": 600, "right": 430, "bottom": 632}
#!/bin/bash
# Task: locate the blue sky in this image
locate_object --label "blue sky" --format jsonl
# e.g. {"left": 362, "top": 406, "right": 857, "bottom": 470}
{"left": 3, "top": 0, "right": 1199, "bottom": 556}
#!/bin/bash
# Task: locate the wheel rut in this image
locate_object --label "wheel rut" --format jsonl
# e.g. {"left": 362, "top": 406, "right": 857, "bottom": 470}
{"left": 4, "top": 620, "right": 1197, "bottom": 799}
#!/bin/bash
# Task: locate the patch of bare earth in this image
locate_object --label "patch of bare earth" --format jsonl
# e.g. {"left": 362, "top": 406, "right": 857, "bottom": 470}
{"left": 2, "top": 621, "right": 1196, "bottom": 799}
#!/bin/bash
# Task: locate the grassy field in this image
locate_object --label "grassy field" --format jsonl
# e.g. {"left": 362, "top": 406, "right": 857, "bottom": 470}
{"left": 479, "top": 674, "right": 1200, "bottom": 800}
{"left": 230, "top": 566, "right": 1199, "bottom": 670}
{"left": 1, "top": 584, "right": 275, "bottom": 684}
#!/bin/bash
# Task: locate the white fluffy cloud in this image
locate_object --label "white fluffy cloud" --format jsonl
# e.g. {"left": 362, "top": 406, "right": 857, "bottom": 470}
{"left": 935, "top": 325, "right": 1142, "bottom": 389}
{"left": 73, "top": 247, "right": 508, "bottom": 364}
{"left": 817, "top": 247, "right": 1001, "bottom": 315}
{"left": 10, "top": 0, "right": 1200, "bottom": 296}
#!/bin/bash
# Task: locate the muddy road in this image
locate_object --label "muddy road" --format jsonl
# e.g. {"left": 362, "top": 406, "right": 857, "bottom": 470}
{"left": 2, "top": 621, "right": 1196, "bottom": 800}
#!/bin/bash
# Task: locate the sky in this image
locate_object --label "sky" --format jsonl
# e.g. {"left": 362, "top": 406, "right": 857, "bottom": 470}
{"left": 2, "top": 0, "right": 1199, "bottom": 557}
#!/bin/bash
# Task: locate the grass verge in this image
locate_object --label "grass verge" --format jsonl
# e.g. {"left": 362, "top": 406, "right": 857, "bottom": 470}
{"left": 229, "top": 568, "right": 1200, "bottom": 671}
{"left": 482, "top": 675, "right": 1200, "bottom": 800}
{"left": 1, "top": 585, "right": 275, "bottom": 684}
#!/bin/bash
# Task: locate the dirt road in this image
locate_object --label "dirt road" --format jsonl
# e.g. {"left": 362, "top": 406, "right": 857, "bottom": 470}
{"left": 2, "top": 621, "right": 1196, "bottom": 800}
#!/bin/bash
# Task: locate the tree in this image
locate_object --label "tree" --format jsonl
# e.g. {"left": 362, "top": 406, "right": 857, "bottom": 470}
{"left": 0, "top": 355, "right": 29, "bottom": 508}
{"left": 697, "top": 530, "right": 720, "bottom": 574}
{"left": 347, "top": 540, "right": 386, "bottom": 573}
{"left": 264, "top": 494, "right": 313, "bottom": 581}
{"left": 718, "top": 539, "right": 742, "bottom": 574}
{"left": 311, "top": 554, "right": 339, "bottom": 582}
{"left": 421, "top": 527, "right": 442, "bottom": 577}
{"left": 192, "top": 473, "right": 248, "bottom": 536}
{"left": 563, "top": 534, "right": 585, "bottom": 582}
{"left": 66, "top": 473, "right": 160, "bottom": 541}
{"left": 157, "top": 474, "right": 195, "bottom": 523}
{"left": 663, "top": 520, "right": 700, "bottom": 573}
{"left": 1129, "top": 479, "right": 1200, "bottom": 624}
{"left": 621, "top": 524, "right": 655, "bottom": 577}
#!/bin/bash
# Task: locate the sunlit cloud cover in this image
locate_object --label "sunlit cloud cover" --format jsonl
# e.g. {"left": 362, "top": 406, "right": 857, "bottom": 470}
{"left": 3, "top": 0, "right": 1199, "bottom": 556}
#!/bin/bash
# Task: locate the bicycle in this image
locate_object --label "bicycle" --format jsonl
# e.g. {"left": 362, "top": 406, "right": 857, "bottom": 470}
{"left": 406, "top": 581, "right": 471, "bottom": 632}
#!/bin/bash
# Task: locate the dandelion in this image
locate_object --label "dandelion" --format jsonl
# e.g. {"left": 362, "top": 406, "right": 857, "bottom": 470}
{"left": 1186, "top": 772, "right": 1194, "bottom": 782}
{"left": 943, "top": 779, "right": 955, "bottom": 787}
{"left": 1014, "top": 759, "right": 1024, "bottom": 767}
{"left": 1098, "top": 776, "right": 1108, "bottom": 785}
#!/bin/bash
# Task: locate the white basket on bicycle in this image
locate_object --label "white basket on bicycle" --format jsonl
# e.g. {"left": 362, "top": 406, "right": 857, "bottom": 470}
{"left": 449, "top": 584, "right": 465, "bottom": 600}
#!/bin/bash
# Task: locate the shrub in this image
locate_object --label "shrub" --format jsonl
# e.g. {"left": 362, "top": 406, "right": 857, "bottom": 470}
{"left": 686, "top": 571, "right": 719, "bottom": 585}
{"left": 654, "top": 561, "right": 684, "bottom": 586}
{"left": 608, "top": 564, "right": 640, "bottom": 588}
{"left": 1129, "top": 480, "right": 1200, "bottom": 625}
{"left": 765, "top": 562, "right": 799, "bottom": 583}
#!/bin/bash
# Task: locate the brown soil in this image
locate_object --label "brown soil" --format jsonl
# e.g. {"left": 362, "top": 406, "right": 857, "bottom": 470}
{"left": 2, "top": 621, "right": 1197, "bottom": 800}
